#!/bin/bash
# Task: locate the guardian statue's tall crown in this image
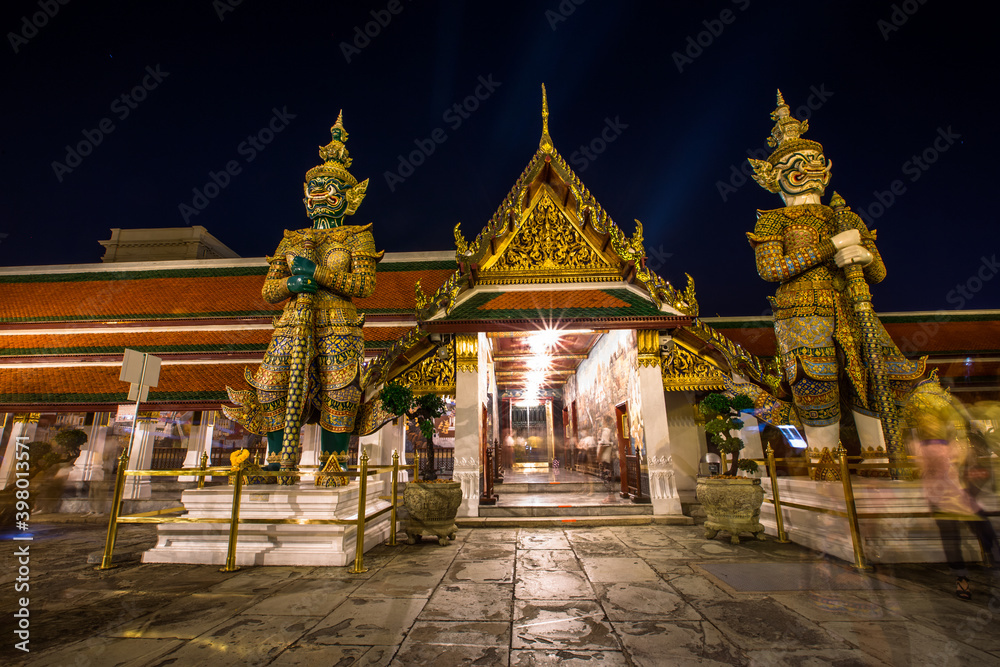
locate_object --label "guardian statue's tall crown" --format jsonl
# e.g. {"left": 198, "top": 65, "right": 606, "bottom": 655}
{"left": 305, "top": 110, "right": 358, "bottom": 186}
{"left": 764, "top": 89, "right": 824, "bottom": 165}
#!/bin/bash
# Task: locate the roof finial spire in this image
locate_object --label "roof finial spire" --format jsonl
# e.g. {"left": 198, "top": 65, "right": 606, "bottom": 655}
{"left": 539, "top": 83, "right": 554, "bottom": 153}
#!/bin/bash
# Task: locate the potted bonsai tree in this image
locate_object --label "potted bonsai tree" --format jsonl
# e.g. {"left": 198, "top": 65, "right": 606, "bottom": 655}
{"left": 695, "top": 392, "right": 766, "bottom": 544}
{"left": 379, "top": 382, "right": 461, "bottom": 545}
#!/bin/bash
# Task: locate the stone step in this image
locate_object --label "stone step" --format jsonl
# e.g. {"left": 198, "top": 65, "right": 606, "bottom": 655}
{"left": 494, "top": 482, "right": 607, "bottom": 494}
{"left": 480, "top": 503, "right": 653, "bottom": 518}
{"left": 457, "top": 514, "right": 693, "bottom": 527}
{"left": 682, "top": 501, "right": 707, "bottom": 524}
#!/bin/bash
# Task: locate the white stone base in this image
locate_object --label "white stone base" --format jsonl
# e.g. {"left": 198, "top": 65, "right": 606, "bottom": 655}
{"left": 760, "top": 476, "right": 1000, "bottom": 564}
{"left": 142, "top": 480, "right": 392, "bottom": 567}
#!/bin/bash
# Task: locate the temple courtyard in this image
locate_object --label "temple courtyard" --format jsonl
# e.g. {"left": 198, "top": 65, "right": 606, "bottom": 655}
{"left": 4, "top": 517, "right": 998, "bottom": 666}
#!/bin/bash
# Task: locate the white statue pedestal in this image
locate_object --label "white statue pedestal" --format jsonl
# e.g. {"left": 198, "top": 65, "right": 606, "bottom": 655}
{"left": 142, "top": 480, "right": 392, "bottom": 567}
{"left": 760, "top": 476, "right": 1000, "bottom": 564}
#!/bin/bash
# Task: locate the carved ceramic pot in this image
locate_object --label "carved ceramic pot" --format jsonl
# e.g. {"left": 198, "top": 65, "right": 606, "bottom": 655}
{"left": 695, "top": 477, "right": 765, "bottom": 544}
{"left": 403, "top": 481, "right": 462, "bottom": 546}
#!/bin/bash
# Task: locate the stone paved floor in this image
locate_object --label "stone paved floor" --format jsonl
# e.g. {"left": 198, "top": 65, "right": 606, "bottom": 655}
{"left": 2, "top": 518, "right": 999, "bottom": 666}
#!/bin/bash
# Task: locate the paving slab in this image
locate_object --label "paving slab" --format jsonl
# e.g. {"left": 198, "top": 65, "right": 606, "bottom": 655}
{"left": 393, "top": 620, "right": 510, "bottom": 664}
{"left": 516, "top": 548, "right": 582, "bottom": 571}
{"left": 148, "top": 615, "right": 321, "bottom": 666}
{"left": 579, "top": 556, "right": 658, "bottom": 583}
{"left": 513, "top": 600, "right": 619, "bottom": 651}
{"left": 510, "top": 648, "right": 632, "bottom": 665}
{"left": 594, "top": 580, "right": 703, "bottom": 621}
{"left": 516, "top": 569, "right": 595, "bottom": 600}
{"left": 298, "top": 597, "right": 426, "bottom": 646}
{"left": 444, "top": 557, "right": 515, "bottom": 583}
{"left": 612, "top": 619, "right": 748, "bottom": 666}
{"left": 269, "top": 644, "right": 395, "bottom": 666}
{"left": 420, "top": 582, "right": 514, "bottom": 621}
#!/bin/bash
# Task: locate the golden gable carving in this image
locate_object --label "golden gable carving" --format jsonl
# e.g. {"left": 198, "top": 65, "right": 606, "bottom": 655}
{"left": 479, "top": 191, "right": 614, "bottom": 284}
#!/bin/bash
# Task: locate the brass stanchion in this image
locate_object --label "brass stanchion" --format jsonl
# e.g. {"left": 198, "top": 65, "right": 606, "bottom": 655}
{"left": 221, "top": 465, "right": 244, "bottom": 572}
{"left": 197, "top": 451, "right": 208, "bottom": 489}
{"left": 98, "top": 448, "right": 130, "bottom": 570}
{"left": 349, "top": 450, "right": 370, "bottom": 574}
{"left": 388, "top": 451, "right": 399, "bottom": 547}
{"left": 765, "top": 445, "right": 790, "bottom": 543}
{"left": 837, "top": 445, "right": 873, "bottom": 572}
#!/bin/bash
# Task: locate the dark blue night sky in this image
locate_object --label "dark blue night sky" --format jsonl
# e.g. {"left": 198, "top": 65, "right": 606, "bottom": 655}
{"left": 2, "top": 0, "right": 996, "bottom": 315}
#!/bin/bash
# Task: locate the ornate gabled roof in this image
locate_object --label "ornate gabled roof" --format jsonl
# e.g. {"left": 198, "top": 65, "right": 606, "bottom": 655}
{"left": 417, "top": 85, "right": 698, "bottom": 323}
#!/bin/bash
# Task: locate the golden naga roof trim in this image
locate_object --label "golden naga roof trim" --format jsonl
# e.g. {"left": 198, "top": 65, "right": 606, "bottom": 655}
{"left": 680, "top": 319, "right": 786, "bottom": 399}
{"left": 430, "top": 86, "right": 699, "bottom": 319}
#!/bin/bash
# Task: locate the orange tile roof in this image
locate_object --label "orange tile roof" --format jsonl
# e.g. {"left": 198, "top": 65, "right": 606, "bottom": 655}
{"left": 477, "top": 290, "right": 631, "bottom": 310}
{"left": 0, "top": 326, "right": 412, "bottom": 357}
{"left": 0, "top": 363, "right": 248, "bottom": 405}
{"left": 0, "top": 265, "right": 455, "bottom": 323}
{"left": 715, "top": 319, "right": 1000, "bottom": 355}
{"left": 1, "top": 330, "right": 274, "bottom": 356}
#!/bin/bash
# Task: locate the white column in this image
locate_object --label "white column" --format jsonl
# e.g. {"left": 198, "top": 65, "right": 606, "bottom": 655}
{"left": 124, "top": 419, "right": 155, "bottom": 500}
{"left": 299, "top": 423, "right": 321, "bottom": 483}
{"left": 453, "top": 333, "right": 482, "bottom": 518}
{"left": 663, "top": 391, "right": 707, "bottom": 498}
{"left": 68, "top": 413, "right": 111, "bottom": 482}
{"left": 0, "top": 416, "right": 39, "bottom": 490}
{"left": 178, "top": 412, "right": 213, "bottom": 482}
{"left": 638, "top": 365, "right": 683, "bottom": 515}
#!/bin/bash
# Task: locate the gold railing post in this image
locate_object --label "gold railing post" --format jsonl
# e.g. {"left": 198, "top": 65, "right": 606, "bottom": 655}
{"left": 197, "top": 451, "right": 208, "bottom": 489}
{"left": 414, "top": 449, "right": 420, "bottom": 482}
{"left": 98, "top": 448, "right": 130, "bottom": 570}
{"left": 388, "top": 450, "right": 399, "bottom": 547}
{"left": 765, "top": 445, "right": 790, "bottom": 543}
{"left": 221, "top": 465, "right": 244, "bottom": 572}
{"left": 837, "top": 445, "right": 872, "bottom": 572}
{"left": 349, "top": 450, "right": 370, "bottom": 574}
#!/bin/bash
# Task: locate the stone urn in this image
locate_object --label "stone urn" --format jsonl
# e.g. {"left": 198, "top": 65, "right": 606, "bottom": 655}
{"left": 403, "top": 481, "right": 462, "bottom": 546}
{"left": 696, "top": 477, "right": 765, "bottom": 544}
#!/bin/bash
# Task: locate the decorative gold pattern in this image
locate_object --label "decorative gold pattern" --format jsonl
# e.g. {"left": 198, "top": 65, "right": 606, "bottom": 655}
{"left": 414, "top": 279, "right": 429, "bottom": 313}
{"left": 13, "top": 413, "right": 41, "bottom": 424}
{"left": 806, "top": 447, "right": 841, "bottom": 481}
{"left": 636, "top": 329, "right": 661, "bottom": 368}
{"left": 398, "top": 343, "right": 456, "bottom": 395}
{"left": 454, "top": 222, "right": 470, "bottom": 259}
{"left": 485, "top": 193, "right": 611, "bottom": 280}
{"left": 660, "top": 343, "right": 728, "bottom": 391}
{"left": 455, "top": 334, "right": 478, "bottom": 373}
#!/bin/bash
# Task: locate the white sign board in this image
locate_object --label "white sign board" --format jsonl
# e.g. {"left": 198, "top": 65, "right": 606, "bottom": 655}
{"left": 127, "top": 383, "right": 150, "bottom": 402}
{"left": 120, "top": 348, "right": 161, "bottom": 388}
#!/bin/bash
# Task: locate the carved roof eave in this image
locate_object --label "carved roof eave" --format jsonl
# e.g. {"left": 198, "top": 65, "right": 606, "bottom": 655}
{"left": 425, "top": 145, "right": 699, "bottom": 322}
{"left": 675, "top": 319, "right": 790, "bottom": 400}
{"left": 361, "top": 325, "right": 437, "bottom": 391}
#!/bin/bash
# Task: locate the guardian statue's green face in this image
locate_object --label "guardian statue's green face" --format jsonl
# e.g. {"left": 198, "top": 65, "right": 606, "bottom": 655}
{"left": 303, "top": 175, "right": 351, "bottom": 226}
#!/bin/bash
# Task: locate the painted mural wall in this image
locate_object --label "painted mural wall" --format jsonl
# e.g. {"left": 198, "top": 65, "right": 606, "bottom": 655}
{"left": 564, "top": 329, "right": 645, "bottom": 465}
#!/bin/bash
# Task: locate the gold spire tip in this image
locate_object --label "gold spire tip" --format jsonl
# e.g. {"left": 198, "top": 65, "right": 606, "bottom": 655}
{"left": 539, "top": 83, "right": 553, "bottom": 153}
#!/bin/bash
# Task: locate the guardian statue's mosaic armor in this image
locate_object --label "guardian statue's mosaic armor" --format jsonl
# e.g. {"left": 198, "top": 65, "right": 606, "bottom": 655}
{"left": 746, "top": 92, "right": 923, "bottom": 454}
{"left": 226, "top": 113, "right": 381, "bottom": 482}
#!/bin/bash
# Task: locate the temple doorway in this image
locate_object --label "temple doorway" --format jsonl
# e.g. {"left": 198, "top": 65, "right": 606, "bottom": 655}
{"left": 489, "top": 328, "right": 647, "bottom": 514}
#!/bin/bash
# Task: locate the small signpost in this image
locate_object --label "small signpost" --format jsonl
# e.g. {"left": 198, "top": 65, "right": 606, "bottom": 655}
{"left": 119, "top": 349, "right": 161, "bottom": 459}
